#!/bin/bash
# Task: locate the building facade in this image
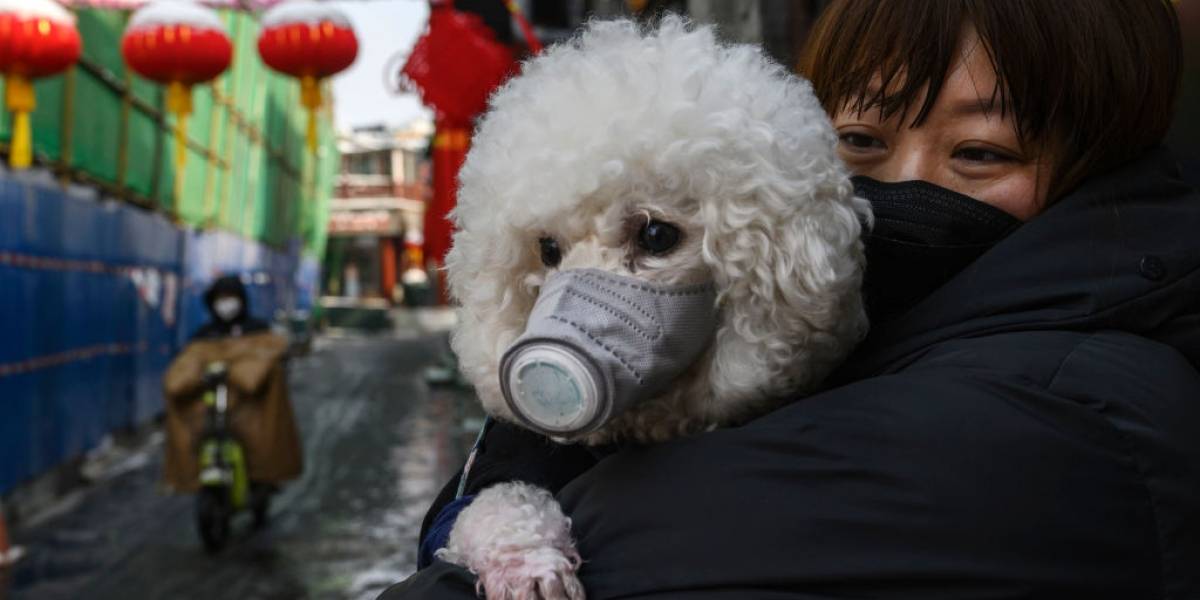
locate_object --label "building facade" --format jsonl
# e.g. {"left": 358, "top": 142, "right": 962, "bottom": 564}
{"left": 322, "top": 120, "right": 433, "bottom": 307}
{"left": 512, "top": 0, "right": 829, "bottom": 70}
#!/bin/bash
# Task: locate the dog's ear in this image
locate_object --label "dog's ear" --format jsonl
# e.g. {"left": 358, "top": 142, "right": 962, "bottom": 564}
{"left": 700, "top": 172, "right": 869, "bottom": 410}
{"left": 445, "top": 222, "right": 543, "bottom": 418}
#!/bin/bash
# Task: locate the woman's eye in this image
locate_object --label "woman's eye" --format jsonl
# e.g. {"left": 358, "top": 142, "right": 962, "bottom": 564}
{"left": 953, "top": 147, "right": 1015, "bottom": 163}
{"left": 637, "top": 220, "right": 681, "bottom": 255}
{"left": 539, "top": 237, "right": 562, "bottom": 267}
{"left": 838, "top": 132, "right": 885, "bottom": 151}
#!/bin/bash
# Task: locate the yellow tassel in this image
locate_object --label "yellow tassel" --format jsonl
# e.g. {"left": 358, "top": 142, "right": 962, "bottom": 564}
{"left": 300, "top": 75, "right": 322, "bottom": 154}
{"left": 166, "top": 80, "right": 193, "bottom": 116}
{"left": 11, "top": 110, "right": 32, "bottom": 169}
{"left": 6, "top": 75, "right": 36, "bottom": 169}
{"left": 165, "top": 81, "right": 193, "bottom": 215}
{"left": 166, "top": 81, "right": 193, "bottom": 172}
{"left": 175, "top": 111, "right": 188, "bottom": 176}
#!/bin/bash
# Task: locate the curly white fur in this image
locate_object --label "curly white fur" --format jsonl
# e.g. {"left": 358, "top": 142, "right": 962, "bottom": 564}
{"left": 440, "top": 483, "right": 584, "bottom": 600}
{"left": 440, "top": 16, "right": 869, "bottom": 599}
{"left": 448, "top": 16, "right": 868, "bottom": 444}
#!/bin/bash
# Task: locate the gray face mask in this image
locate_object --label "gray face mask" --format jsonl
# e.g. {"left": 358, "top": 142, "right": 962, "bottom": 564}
{"left": 499, "top": 268, "right": 718, "bottom": 438}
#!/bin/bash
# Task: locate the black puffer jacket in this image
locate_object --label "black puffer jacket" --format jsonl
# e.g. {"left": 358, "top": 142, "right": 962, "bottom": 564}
{"left": 384, "top": 148, "right": 1200, "bottom": 599}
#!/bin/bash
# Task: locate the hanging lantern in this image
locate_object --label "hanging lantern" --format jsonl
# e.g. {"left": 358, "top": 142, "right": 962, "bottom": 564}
{"left": 401, "top": 3, "right": 516, "bottom": 127}
{"left": 402, "top": 2, "right": 536, "bottom": 303}
{"left": 0, "top": 0, "right": 82, "bottom": 169}
{"left": 257, "top": 0, "right": 358, "bottom": 153}
{"left": 121, "top": 0, "right": 232, "bottom": 174}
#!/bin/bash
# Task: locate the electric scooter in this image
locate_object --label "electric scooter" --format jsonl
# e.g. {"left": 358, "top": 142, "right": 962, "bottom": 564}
{"left": 195, "top": 362, "right": 271, "bottom": 553}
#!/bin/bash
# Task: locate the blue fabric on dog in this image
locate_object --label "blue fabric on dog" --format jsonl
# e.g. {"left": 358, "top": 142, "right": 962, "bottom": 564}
{"left": 418, "top": 494, "right": 476, "bottom": 569}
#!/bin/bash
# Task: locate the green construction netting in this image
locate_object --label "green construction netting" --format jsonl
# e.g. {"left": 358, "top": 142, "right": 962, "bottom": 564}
{"left": 0, "top": 8, "right": 336, "bottom": 258}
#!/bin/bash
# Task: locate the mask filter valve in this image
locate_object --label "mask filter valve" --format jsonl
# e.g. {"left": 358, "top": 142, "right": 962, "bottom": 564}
{"left": 504, "top": 343, "right": 604, "bottom": 435}
{"left": 498, "top": 268, "right": 718, "bottom": 439}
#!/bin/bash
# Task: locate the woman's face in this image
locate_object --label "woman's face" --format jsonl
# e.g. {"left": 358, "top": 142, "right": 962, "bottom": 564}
{"left": 831, "top": 26, "right": 1052, "bottom": 221}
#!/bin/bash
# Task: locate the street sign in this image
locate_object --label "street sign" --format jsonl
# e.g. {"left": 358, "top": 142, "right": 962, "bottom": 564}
{"left": 328, "top": 209, "right": 403, "bottom": 236}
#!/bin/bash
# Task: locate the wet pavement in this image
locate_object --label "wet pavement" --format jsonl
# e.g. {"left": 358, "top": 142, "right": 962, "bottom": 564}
{"left": 4, "top": 310, "right": 481, "bottom": 600}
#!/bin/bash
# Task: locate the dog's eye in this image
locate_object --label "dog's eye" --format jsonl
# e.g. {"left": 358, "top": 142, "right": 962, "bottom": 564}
{"left": 539, "top": 237, "right": 562, "bottom": 267}
{"left": 637, "top": 220, "right": 681, "bottom": 256}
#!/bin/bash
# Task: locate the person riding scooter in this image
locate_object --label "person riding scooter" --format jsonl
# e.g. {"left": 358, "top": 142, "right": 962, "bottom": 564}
{"left": 190, "top": 274, "right": 271, "bottom": 340}
{"left": 162, "top": 275, "right": 302, "bottom": 547}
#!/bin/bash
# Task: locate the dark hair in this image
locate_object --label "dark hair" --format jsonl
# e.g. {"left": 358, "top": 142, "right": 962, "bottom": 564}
{"left": 800, "top": 0, "right": 1183, "bottom": 202}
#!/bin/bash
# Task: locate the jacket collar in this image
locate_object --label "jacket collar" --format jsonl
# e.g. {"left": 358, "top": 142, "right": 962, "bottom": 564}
{"left": 832, "top": 147, "right": 1200, "bottom": 382}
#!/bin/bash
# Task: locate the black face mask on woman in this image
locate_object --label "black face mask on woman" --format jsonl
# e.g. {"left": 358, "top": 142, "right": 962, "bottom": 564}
{"left": 852, "top": 176, "right": 1024, "bottom": 326}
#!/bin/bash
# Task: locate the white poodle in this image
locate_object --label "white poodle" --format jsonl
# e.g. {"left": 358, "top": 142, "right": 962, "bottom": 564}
{"left": 437, "top": 16, "right": 869, "bottom": 600}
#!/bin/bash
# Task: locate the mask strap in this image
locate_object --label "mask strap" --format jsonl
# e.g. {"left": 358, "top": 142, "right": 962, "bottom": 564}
{"left": 455, "top": 415, "right": 494, "bottom": 499}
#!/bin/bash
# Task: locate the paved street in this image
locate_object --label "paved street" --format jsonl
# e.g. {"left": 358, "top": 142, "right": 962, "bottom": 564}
{"left": 4, "top": 311, "right": 480, "bottom": 600}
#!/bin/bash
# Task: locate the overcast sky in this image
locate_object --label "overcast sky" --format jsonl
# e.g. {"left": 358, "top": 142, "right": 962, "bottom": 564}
{"left": 329, "top": 0, "right": 432, "bottom": 132}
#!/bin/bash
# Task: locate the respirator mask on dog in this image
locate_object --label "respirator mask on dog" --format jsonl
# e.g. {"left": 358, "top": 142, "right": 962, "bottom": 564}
{"left": 499, "top": 269, "right": 718, "bottom": 438}
{"left": 853, "top": 176, "right": 1023, "bottom": 325}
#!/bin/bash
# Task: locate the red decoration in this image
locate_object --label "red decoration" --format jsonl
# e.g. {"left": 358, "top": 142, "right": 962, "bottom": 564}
{"left": 257, "top": 1, "right": 358, "bottom": 153}
{"left": 501, "top": 0, "right": 542, "bottom": 54}
{"left": 401, "top": 4, "right": 516, "bottom": 127}
{"left": 257, "top": 20, "right": 357, "bottom": 79}
{"left": 121, "top": 0, "right": 232, "bottom": 189}
{"left": 121, "top": 25, "right": 232, "bottom": 85}
{"left": 0, "top": 11, "right": 81, "bottom": 78}
{"left": 0, "top": 0, "right": 82, "bottom": 169}
{"left": 402, "top": 2, "right": 545, "bottom": 303}
{"left": 424, "top": 122, "right": 468, "bottom": 303}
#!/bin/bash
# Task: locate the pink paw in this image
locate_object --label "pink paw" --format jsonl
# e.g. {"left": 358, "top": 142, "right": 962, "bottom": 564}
{"left": 475, "top": 545, "right": 584, "bottom": 600}
{"left": 439, "top": 482, "right": 586, "bottom": 600}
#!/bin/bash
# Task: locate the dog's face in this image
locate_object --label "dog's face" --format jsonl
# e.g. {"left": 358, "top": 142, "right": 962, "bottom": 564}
{"left": 446, "top": 17, "right": 870, "bottom": 444}
{"left": 542, "top": 193, "right": 708, "bottom": 285}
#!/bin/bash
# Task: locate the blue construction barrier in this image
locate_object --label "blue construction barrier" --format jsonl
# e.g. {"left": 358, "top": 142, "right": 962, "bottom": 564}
{"left": 295, "top": 256, "right": 320, "bottom": 313}
{"left": 0, "top": 170, "right": 314, "bottom": 495}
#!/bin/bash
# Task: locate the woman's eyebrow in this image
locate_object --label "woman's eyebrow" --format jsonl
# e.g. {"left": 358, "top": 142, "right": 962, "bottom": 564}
{"left": 946, "top": 97, "right": 1003, "bottom": 119}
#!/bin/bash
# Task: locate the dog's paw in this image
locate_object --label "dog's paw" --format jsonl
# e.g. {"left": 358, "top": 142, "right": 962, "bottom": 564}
{"left": 474, "top": 544, "right": 584, "bottom": 600}
{"left": 439, "top": 482, "right": 585, "bottom": 600}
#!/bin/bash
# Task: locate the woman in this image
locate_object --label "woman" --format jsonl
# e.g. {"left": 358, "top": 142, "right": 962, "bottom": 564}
{"left": 387, "top": 1, "right": 1200, "bottom": 597}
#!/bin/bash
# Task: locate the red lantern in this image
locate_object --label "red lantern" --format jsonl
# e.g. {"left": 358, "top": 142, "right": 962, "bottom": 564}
{"left": 0, "top": 0, "right": 82, "bottom": 169}
{"left": 122, "top": 0, "right": 232, "bottom": 175}
{"left": 257, "top": 1, "right": 358, "bottom": 153}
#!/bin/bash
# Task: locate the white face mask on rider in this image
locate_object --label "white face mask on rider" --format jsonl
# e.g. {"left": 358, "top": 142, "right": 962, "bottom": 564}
{"left": 213, "top": 296, "right": 243, "bottom": 322}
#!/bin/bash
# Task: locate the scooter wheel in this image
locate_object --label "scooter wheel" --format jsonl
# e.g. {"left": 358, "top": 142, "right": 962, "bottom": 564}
{"left": 251, "top": 484, "right": 272, "bottom": 530}
{"left": 196, "top": 487, "right": 232, "bottom": 554}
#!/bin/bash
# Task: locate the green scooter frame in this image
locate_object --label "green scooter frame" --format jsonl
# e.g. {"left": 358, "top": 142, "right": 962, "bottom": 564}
{"left": 194, "top": 362, "right": 255, "bottom": 554}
